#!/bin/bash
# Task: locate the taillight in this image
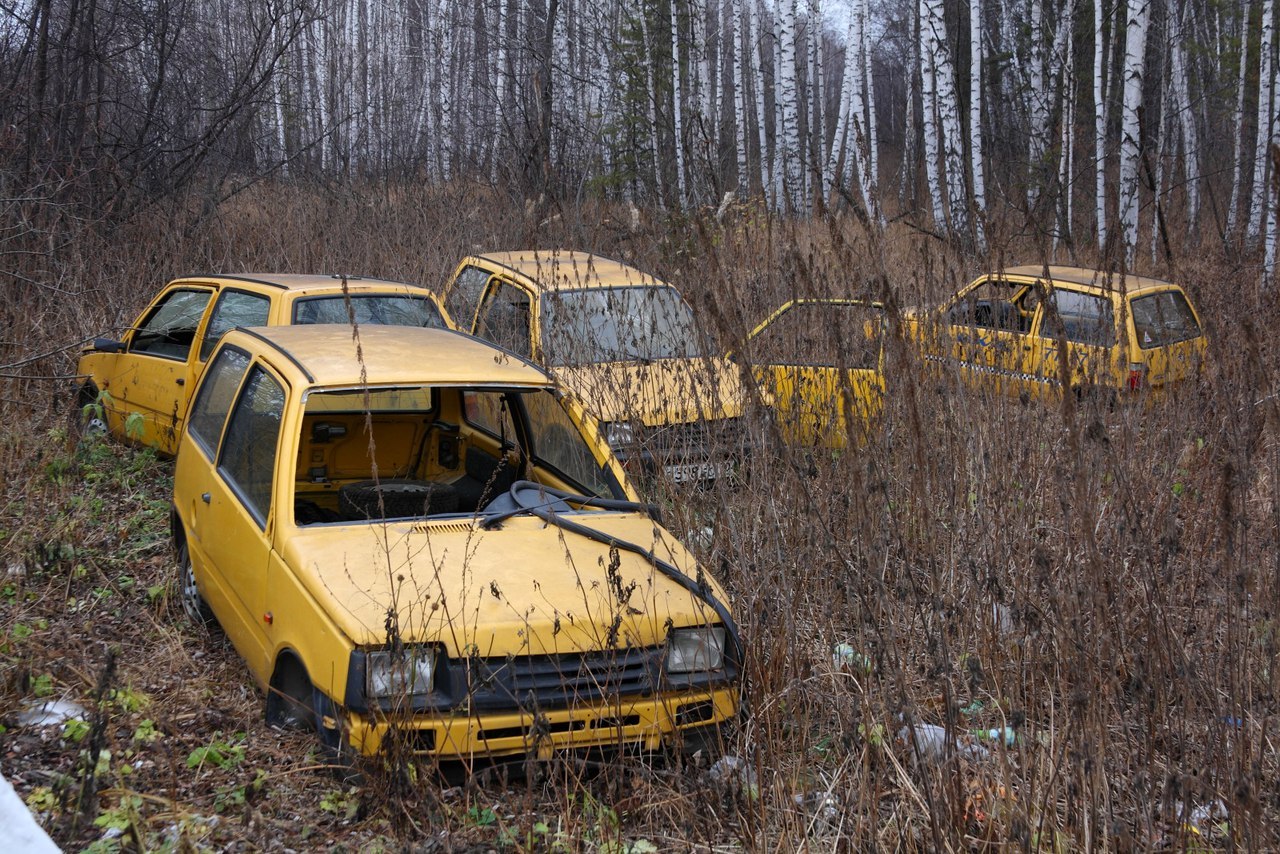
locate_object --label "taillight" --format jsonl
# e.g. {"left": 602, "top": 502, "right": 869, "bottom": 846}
{"left": 1126, "top": 362, "right": 1146, "bottom": 392}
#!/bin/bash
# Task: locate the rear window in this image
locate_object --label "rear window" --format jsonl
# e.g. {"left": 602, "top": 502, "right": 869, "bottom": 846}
{"left": 1130, "top": 290, "right": 1201, "bottom": 348}
{"left": 292, "top": 294, "right": 445, "bottom": 328}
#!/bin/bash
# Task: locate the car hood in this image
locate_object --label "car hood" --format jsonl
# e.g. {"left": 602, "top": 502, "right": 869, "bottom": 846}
{"left": 280, "top": 511, "right": 728, "bottom": 655}
{"left": 552, "top": 357, "right": 745, "bottom": 425}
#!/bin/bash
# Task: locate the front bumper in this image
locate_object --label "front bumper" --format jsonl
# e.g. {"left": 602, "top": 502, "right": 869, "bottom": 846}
{"left": 343, "top": 686, "right": 739, "bottom": 758}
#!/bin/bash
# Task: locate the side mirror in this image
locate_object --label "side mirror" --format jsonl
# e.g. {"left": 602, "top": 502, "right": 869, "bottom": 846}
{"left": 93, "top": 337, "right": 126, "bottom": 353}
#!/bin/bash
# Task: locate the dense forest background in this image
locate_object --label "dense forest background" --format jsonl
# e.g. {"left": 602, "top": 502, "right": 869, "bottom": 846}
{"left": 1, "top": 0, "right": 1277, "bottom": 273}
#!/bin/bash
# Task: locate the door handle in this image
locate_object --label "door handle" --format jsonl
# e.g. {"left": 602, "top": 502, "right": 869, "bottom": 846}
{"left": 176, "top": 378, "right": 185, "bottom": 386}
{"left": 201, "top": 492, "right": 211, "bottom": 504}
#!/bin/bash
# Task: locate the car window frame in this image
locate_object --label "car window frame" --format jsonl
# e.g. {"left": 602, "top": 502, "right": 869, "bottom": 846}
{"left": 127, "top": 286, "right": 217, "bottom": 361}
{"left": 198, "top": 288, "right": 272, "bottom": 362}
{"left": 215, "top": 362, "right": 288, "bottom": 531}
{"left": 446, "top": 265, "right": 495, "bottom": 331}
{"left": 474, "top": 279, "right": 535, "bottom": 359}
{"left": 1128, "top": 289, "right": 1202, "bottom": 349}
{"left": 1035, "top": 287, "right": 1117, "bottom": 348}
{"left": 187, "top": 344, "right": 254, "bottom": 461}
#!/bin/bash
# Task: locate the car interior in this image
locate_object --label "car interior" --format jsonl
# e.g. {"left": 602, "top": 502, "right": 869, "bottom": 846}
{"left": 291, "top": 386, "right": 613, "bottom": 525}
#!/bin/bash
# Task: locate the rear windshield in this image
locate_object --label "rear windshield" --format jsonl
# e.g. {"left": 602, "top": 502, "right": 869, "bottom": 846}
{"left": 292, "top": 294, "right": 445, "bottom": 328}
{"left": 1130, "top": 290, "right": 1201, "bottom": 349}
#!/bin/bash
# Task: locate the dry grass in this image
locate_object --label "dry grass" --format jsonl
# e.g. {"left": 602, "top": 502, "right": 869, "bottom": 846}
{"left": 1, "top": 180, "right": 1277, "bottom": 850}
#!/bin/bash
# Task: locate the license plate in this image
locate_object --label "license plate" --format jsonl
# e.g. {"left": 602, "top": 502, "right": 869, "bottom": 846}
{"left": 664, "top": 460, "right": 730, "bottom": 483}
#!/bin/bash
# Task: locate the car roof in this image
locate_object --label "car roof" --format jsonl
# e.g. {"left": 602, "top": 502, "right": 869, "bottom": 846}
{"left": 224, "top": 324, "right": 552, "bottom": 387}
{"left": 998, "top": 265, "right": 1178, "bottom": 294}
{"left": 473, "top": 250, "right": 665, "bottom": 292}
{"left": 177, "top": 273, "right": 431, "bottom": 294}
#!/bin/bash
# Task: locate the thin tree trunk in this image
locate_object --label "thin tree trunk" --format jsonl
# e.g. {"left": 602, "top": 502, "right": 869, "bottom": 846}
{"left": 1226, "top": 0, "right": 1252, "bottom": 238}
{"left": 1247, "top": 0, "right": 1276, "bottom": 242}
{"left": 1118, "top": 0, "right": 1150, "bottom": 265}
{"left": 970, "top": 0, "right": 986, "bottom": 247}
{"left": 1095, "top": 0, "right": 1109, "bottom": 249}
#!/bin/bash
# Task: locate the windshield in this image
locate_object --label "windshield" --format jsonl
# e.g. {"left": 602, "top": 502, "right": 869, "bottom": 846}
{"left": 541, "top": 286, "right": 707, "bottom": 366}
{"left": 292, "top": 295, "right": 445, "bottom": 328}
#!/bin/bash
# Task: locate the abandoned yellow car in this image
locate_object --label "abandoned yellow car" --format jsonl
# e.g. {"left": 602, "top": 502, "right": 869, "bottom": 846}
{"left": 741, "top": 299, "right": 885, "bottom": 448}
{"left": 76, "top": 274, "right": 450, "bottom": 454}
{"left": 909, "top": 266, "right": 1205, "bottom": 402}
{"left": 171, "top": 324, "right": 741, "bottom": 763}
{"left": 440, "top": 250, "right": 750, "bottom": 484}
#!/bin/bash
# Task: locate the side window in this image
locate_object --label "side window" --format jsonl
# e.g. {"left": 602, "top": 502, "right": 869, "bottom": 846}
{"left": 475, "top": 281, "right": 533, "bottom": 358}
{"left": 445, "top": 266, "right": 492, "bottom": 331}
{"left": 187, "top": 347, "right": 252, "bottom": 458}
{"left": 522, "top": 391, "right": 614, "bottom": 497}
{"left": 751, "top": 303, "right": 882, "bottom": 369}
{"left": 199, "top": 290, "right": 271, "bottom": 361}
{"left": 1039, "top": 291, "right": 1115, "bottom": 347}
{"left": 463, "top": 391, "right": 518, "bottom": 442}
{"left": 130, "top": 289, "right": 214, "bottom": 359}
{"left": 1130, "top": 291, "right": 1201, "bottom": 348}
{"left": 948, "top": 280, "right": 1024, "bottom": 333}
{"left": 218, "top": 366, "right": 285, "bottom": 528}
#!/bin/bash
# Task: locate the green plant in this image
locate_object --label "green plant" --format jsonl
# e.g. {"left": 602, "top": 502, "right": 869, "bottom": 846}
{"left": 62, "top": 717, "right": 91, "bottom": 743}
{"left": 319, "top": 787, "right": 361, "bottom": 822}
{"left": 30, "top": 673, "right": 54, "bottom": 697}
{"left": 186, "top": 733, "right": 246, "bottom": 771}
{"left": 109, "top": 686, "right": 150, "bottom": 713}
{"left": 132, "top": 719, "right": 160, "bottom": 744}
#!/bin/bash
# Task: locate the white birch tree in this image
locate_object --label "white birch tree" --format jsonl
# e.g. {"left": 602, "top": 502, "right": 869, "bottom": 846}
{"left": 1094, "top": 0, "right": 1109, "bottom": 249}
{"left": 970, "top": 0, "right": 986, "bottom": 246}
{"left": 1117, "top": 0, "right": 1150, "bottom": 264}
{"left": 1247, "top": 0, "right": 1277, "bottom": 243}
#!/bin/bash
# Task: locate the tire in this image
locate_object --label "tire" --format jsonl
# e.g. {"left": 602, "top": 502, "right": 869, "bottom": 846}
{"left": 177, "top": 540, "right": 215, "bottom": 626}
{"left": 312, "top": 688, "right": 364, "bottom": 784}
{"left": 71, "top": 382, "right": 108, "bottom": 445}
{"left": 338, "top": 479, "right": 459, "bottom": 520}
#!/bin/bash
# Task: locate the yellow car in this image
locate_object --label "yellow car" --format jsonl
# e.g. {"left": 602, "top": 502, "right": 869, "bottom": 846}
{"left": 75, "top": 274, "right": 450, "bottom": 454}
{"left": 909, "top": 266, "right": 1206, "bottom": 402}
{"left": 741, "top": 299, "right": 885, "bottom": 448}
{"left": 440, "top": 251, "right": 750, "bottom": 484}
{"left": 171, "top": 324, "right": 740, "bottom": 763}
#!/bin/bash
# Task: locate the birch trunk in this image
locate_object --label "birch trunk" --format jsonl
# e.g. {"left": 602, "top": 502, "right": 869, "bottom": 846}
{"left": 919, "top": 0, "right": 945, "bottom": 226}
{"left": 1118, "top": 0, "right": 1150, "bottom": 265}
{"left": 1226, "top": 0, "right": 1252, "bottom": 237}
{"left": 970, "top": 0, "right": 986, "bottom": 246}
{"left": 777, "top": 0, "right": 802, "bottom": 210}
{"left": 862, "top": 0, "right": 878, "bottom": 218}
{"left": 1094, "top": 0, "right": 1108, "bottom": 249}
{"left": 925, "top": 0, "right": 966, "bottom": 232}
{"left": 671, "top": 0, "right": 688, "bottom": 205}
{"left": 1247, "top": 0, "right": 1276, "bottom": 242}
{"left": 732, "top": 0, "right": 748, "bottom": 191}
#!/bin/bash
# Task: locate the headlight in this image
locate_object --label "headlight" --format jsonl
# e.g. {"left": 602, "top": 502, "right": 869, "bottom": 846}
{"left": 603, "top": 421, "right": 636, "bottom": 449}
{"left": 365, "top": 646, "right": 436, "bottom": 698}
{"left": 666, "top": 627, "right": 726, "bottom": 673}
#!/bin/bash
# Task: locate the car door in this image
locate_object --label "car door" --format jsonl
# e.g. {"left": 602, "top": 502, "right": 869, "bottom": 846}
{"left": 102, "top": 285, "right": 218, "bottom": 453}
{"left": 445, "top": 263, "right": 499, "bottom": 333}
{"left": 474, "top": 279, "right": 536, "bottom": 360}
{"left": 187, "top": 360, "right": 288, "bottom": 673}
{"left": 1027, "top": 288, "right": 1117, "bottom": 399}
{"left": 746, "top": 300, "right": 884, "bottom": 448}
{"left": 940, "top": 277, "right": 1035, "bottom": 396}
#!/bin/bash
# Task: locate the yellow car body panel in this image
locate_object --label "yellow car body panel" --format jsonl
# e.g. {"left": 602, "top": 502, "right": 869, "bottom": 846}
{"left": 910, "top": 266, "right": 1206, "bottom": 400}
{"left": 172, "top": 325, "right": 740, "bottom": 760}
{"left": 77, "top": 274, "right": 451, "bottom": 455}
{"left": 743, "top": 299, "right": 885, "bottom": 448}
{"left": 440, "top": 250, "right": 749, "bottom": 480}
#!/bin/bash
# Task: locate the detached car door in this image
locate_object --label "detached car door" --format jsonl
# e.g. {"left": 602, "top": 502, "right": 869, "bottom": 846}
{"left": 746, "top": 300, "right": 884, "bottom": 448}
{"left": 180, "top": 350, "right": 288, "bottom": 672}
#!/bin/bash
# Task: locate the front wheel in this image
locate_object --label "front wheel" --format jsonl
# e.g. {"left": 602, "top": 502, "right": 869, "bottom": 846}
{"left": 177, "top": 540, "right": 215, "bottom": 626}
{"left": 71, "top": 382, "right": 108, "bottom": 445}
